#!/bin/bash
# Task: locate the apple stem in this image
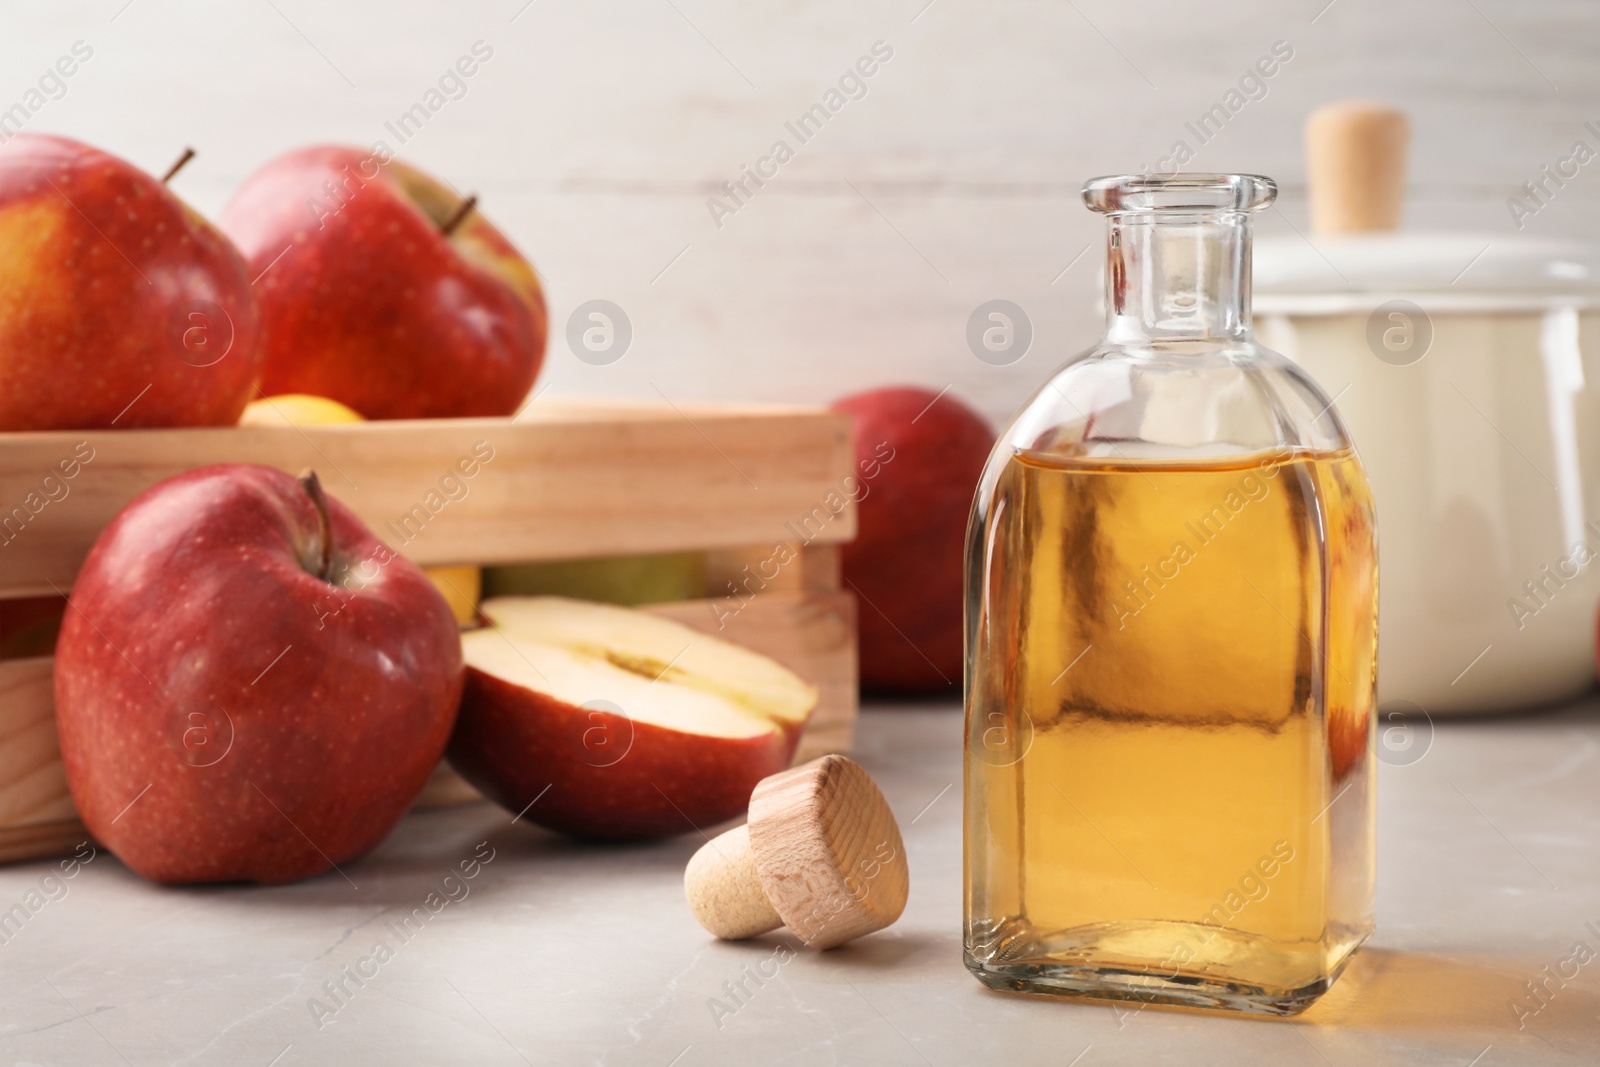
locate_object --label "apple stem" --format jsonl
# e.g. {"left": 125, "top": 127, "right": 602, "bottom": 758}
{"left": 441, "top": 194, "right": 478, "bottom": 237}
{"left": 297, "top": 469, "right": 334, "bottom": 583}
{"left": 161, "top": 147, "right": 197, "bottom": 184}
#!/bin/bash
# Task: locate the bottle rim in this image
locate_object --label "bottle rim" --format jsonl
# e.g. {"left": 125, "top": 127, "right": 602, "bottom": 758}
{"left": 1083, "top": 174, "right": 1277, "bottom": 215}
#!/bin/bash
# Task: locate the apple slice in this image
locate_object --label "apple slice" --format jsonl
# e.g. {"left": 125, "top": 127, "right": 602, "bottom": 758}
{"left": 479, "top": 596, "right": 815, "bottom": 741}
{"left": 449, "top": 597, "right": 818, "bottom": 840}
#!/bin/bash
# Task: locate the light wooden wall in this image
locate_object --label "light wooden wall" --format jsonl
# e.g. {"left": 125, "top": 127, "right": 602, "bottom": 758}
{"left": 4, "top": 0, "right": 1596, "bottom": 425}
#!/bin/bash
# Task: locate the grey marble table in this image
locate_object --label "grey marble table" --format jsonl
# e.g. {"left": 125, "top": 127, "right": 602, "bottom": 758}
{"left": 0, "top": 698, "right": 1596, "bottom": 1066}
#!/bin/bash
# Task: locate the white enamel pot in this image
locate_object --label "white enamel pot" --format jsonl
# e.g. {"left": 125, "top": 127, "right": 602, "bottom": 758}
{"left": 1254, "top": 231, "right": 1600, "bottom": 713}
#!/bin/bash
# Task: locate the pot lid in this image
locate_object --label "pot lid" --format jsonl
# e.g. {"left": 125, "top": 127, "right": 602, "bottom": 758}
{"left": 1255, "top": 100, "right": 1600, "bottom": 301}
{"left": 1254, "top": 232, "right": 1600, "bottom": 296}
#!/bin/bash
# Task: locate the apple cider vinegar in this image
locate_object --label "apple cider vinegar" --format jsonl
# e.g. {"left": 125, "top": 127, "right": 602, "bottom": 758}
{"left": 965, "top": 448, "right": 1375, "bottom": 1012}
{"left": 964, "top": 175, "right": 1378, "bottom": 1015}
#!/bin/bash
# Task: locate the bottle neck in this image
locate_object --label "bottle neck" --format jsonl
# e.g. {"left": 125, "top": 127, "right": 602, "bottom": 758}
{"left": 1104, "top": 212, "right": 1252, "bottom": 344}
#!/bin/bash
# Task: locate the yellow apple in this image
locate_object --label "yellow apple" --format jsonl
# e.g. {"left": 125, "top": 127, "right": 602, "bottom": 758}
{"left": 423, "top": 564, "right": 482, "bottom": 628}
{"left": 240, "top": 394, "right": 481, "bottom": 626}
{"left": 239, "top": 394, "right": 363, "bottom": 427}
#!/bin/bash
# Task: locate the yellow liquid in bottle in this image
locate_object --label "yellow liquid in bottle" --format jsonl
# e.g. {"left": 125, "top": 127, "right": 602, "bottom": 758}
{"left": 964, "top": 447, "right": 1377, "bottom": 1015}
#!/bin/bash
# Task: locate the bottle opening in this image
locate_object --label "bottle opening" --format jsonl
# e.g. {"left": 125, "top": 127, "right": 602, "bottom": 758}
{"left": 1088, "top": 176, "right": 1272, "bottom": 342}
{"left": 1083, "top": 174, "right": 1277, "bottom": 215}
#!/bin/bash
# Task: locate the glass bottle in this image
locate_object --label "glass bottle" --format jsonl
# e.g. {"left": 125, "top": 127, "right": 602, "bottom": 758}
{"left": 963, "top": 174, "right": 1377, "bottom": 1016}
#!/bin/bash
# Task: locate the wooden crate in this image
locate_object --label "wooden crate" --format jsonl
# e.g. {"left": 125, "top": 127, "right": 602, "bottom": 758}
{"left": 0, "top": 398, "right": 858, "bottom": 862}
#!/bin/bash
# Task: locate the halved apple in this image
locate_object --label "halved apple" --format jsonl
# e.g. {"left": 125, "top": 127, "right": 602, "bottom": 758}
{"left": 449, "top": 596, "right": 819, "bottom": 839}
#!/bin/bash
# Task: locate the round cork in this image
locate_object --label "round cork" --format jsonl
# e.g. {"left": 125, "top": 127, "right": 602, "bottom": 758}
{"left": 684, "top": 755, "right": 909, "bottom": 949}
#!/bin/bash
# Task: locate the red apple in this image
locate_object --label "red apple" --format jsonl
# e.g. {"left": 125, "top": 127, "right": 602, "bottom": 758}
{"left": 0, "top": 134, "right": 262, "bottom": 429}
{"left": 54, "top": 464, "right": 463, "bottom": 884}
{"left": 831, "top": 387, "right": 993, "bottom": 692}
{"left": 219, "top": 146, "right": 547, "bottom": 419}
{"left": 1329, "top": 702, "right": 1369, "bottom": 781}
{"left": 449, "top": 596, "right": 817, "bottom": 839}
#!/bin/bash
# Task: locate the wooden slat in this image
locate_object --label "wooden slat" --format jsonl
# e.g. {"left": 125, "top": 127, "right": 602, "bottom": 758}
{"left": 0, "top": 658, "right": 75, "bottom": 831}
{"left": 528, "top": 397, "right": 833, "bottom": 420}
{"left": 704, "top": 543, "right": 844, "bottom": 600}
{"left": 0, "top": 404, "right": 856, "bottom": 599}
{"left": 797, "top": 544, "right": 843, "bottom": 593}
{"left": 0, "top": 820, "right": 91, "bottom": 865}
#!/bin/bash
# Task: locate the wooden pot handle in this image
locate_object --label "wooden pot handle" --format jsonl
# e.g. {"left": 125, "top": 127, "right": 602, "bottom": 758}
{"left": 1306, "top": 101, "right": 1410, "bottom": 235}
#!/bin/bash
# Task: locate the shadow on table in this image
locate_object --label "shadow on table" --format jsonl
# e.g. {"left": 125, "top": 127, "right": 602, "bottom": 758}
{"left": 729, "top": 928, "right": 952, "bottom": 972}
{"left": 1298, "top": 946, "right": 1599, "bottom": 1052}
{"left": 136, "top": 800, "right": 703, "bottom": 912}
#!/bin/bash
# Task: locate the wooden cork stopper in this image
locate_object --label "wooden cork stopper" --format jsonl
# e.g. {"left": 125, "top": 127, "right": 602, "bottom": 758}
{"left": 684, "top": 755, "right": 909, "bottom": 949}
{"left": 1306, "top": 100, "right": 1410, "bottom": 235}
